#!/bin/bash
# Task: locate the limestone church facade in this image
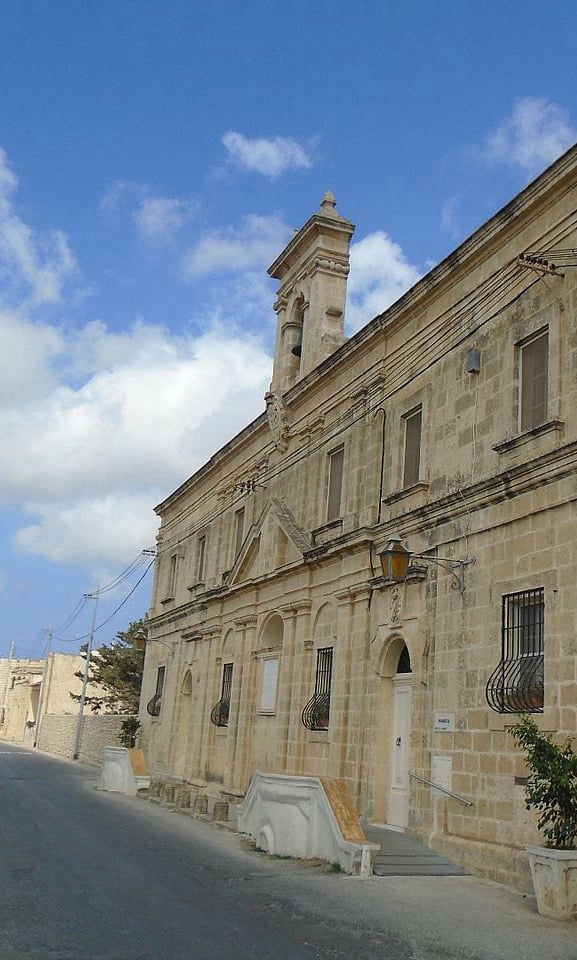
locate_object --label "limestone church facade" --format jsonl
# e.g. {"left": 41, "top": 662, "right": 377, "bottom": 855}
{"left": 139, "top": 148, "right": 577, "bottom": 891}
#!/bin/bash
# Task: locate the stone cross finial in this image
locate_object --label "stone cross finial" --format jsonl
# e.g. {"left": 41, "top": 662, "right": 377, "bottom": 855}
{"left": 320, "top": 190, "right": 337, "bottom": 210}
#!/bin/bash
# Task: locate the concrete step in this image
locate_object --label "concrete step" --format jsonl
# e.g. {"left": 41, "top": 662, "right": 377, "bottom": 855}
{"left": 374, "top": 862, "right": 468, "bottom": 876}
{"left": 362, "top": 821, "right": 468, "bottom": 877}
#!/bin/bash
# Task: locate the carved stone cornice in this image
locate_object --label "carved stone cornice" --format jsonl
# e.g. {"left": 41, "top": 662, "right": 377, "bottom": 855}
{"left": 307, "top": 256, "right": 349, "bottom": 277}
{"left": 278, "top": 599, "right": 312, "bottom": 616}
{"left": 234, "top": 615, "right": 258, "bottom": 630}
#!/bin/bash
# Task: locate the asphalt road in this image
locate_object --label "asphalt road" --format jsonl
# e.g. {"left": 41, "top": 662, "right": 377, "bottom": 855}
{"left": 0, "top": 744, "right": 575, "bottom": 960}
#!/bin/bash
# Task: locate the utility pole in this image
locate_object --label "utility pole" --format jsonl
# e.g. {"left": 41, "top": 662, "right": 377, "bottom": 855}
{"left": 1, "top": 640, "right": 16, "bottom": 729}
{"left": 34, "top": 627, "right": 52, "bottom": 748}
{"left": 73, "top": 589, "right": 99, "bottom": 761}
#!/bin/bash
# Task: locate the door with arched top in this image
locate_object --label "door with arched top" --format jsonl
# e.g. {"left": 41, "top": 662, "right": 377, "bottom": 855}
{"left": 173, "top": 669, "right": 193, "bottom": 779}
{"left": 387, "top": 645, "right": 413, "bottom": 828}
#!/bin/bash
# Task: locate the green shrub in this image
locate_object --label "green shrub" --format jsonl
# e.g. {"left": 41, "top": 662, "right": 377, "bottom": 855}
{"left": 119, "top": 716, "right": 141, "bottom": 749}
{"left": 510, "top": 715, "right": 577, "bottom": 850}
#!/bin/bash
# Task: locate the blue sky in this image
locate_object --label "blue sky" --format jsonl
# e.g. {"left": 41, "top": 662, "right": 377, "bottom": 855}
{"left": 2, "top": 1, "right": 577, "bottom": 658}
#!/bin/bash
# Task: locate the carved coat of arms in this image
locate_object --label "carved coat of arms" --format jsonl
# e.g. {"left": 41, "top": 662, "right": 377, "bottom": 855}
{"left": 265, "top": 391, "right": 289, "bottom": 451}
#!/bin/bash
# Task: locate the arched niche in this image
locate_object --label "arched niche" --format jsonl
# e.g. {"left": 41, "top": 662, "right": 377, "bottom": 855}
{"left": 181, "top": 669, "right": 193, "bottom": 696}
{"left": 373, "top": 633, "right": 412, "bottom": 679}
{"left": 312, "top": 601, "right": 337, "bottom": 640}
{"left": 261, "top": 613, "right": 284, "bottom": 649}
{"left": 219, "top": 628, "right": 236, "bottom": 662}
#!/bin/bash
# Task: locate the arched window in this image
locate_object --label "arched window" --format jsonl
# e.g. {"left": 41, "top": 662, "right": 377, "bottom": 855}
{"left": 396, "top": 645, "right": 412, "bottom": 674}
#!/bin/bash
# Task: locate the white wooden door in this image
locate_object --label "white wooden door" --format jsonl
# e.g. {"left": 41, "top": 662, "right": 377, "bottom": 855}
{"left": 387, "top": 675, "right": 413, "bottom": 828}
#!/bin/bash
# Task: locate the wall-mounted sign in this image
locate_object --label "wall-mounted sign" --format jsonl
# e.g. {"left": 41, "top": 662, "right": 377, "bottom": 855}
{"left": 434, "top": 712, "right": 455, "bottom": 732}
{"left": 432, "top": 755, "right": 452, "bottom": 792}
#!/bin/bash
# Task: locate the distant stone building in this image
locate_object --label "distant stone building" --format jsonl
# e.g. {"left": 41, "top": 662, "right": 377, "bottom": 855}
{"left": 0, "top": 652, "right": 125, "bottom": 764}
{"left": 139, "top": 148, "right": 577, "bottom": 891}
{"left": 0, "top": 658, "right": 44, "bottom": 744}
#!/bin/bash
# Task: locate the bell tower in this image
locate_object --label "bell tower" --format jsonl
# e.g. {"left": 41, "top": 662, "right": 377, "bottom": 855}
{"left": 268, "top": 193, "right": 355, "bottom": 394}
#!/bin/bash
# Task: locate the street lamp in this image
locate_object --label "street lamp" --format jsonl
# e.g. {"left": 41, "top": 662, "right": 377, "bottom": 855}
{"left": 377, "top": 537, "right": 411, "bottom": 581}
{"left": 377, "top": 538, "right": 475, "bottom": 593}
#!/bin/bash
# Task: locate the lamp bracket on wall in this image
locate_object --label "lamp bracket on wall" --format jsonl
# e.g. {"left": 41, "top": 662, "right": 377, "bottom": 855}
{"left": 377, "top": 537, "right": 475, "bottom": 593}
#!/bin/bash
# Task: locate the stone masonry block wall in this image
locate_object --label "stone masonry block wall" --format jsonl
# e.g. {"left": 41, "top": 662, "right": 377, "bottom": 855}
{"left": 37, "top": 714, "right": 127, "bottom": 765}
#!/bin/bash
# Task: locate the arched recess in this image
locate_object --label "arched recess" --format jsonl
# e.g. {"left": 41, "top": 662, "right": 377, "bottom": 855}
{"left": 172, "top": 667, "right": 194, "bottom": 779}
{"left": 261, "top": 612, "right": 284, "bottom": 649}
{"left": 257, "top": 613, "right": 284, "bottom": 716}
{"left": 375, "top": 634, "right": 412, "bottom": 679}
{"left": 282, "top": 292, "right": 306, "bottom": 382}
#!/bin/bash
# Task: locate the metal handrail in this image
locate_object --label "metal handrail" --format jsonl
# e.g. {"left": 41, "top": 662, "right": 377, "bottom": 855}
{"left": 408, "top": 770, "right": 473, "bottom": 806}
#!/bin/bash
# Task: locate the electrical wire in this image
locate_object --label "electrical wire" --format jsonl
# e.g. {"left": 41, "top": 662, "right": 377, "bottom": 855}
{"left": 49, "top": 548, "right": 156, "bottom": 644}
{"left": 58, "top": 559, "right": 156, "bottom": 646}
{"left": 156, "top": 265, "right": 544, "bottom": 558}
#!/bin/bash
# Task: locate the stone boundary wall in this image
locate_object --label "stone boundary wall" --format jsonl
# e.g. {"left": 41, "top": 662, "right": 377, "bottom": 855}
{"left": 37, "top": 714, "right": 128, "bottom": 766}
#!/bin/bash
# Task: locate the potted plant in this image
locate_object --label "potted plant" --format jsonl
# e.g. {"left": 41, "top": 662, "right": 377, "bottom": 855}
{"left": 510, "top": 715, "right": 577, "bottom": 920}
{"left": 119, "top": 716, "right": 141, "bottom": 749}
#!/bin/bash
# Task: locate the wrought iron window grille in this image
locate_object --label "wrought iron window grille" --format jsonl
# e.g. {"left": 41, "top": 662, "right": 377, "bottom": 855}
{"left": 146, "top": 665, "right": 166, "bottom": 717}
{"left": 302, "top": 647, "right": 333, "bottom": 731}
{"left": 146, "top": 693, "right": 162, "bottom": 717}
{"left": 486, "top": 588, "right": 544, "bottom": 714}
{"left": 211, "top": 662, "right": 233, "bottom": 727}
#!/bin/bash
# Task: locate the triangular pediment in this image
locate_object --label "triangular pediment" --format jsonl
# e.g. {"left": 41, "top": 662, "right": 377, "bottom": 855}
{"left": 228, "top": 497, "right": 311, "bottom": 586}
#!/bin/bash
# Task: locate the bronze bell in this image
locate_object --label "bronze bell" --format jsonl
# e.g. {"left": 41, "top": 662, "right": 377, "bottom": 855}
{"left": 291, "top": 333, "right": 302, "bottom": 358}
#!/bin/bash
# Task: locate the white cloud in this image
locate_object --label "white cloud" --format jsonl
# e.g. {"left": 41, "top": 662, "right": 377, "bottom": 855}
{"left": 15, "top": 494, "right": 158, "bottom": 566}
{"left": 0, "top": 314, "right": 271, "bottom": 567}
{"left": 100, "top": 179, "right": 144, "bottom": 214}
{"left": 0, "top": 320, "right": 272, "bottom": 504}
{"left": 484, "top": 97, "right": 576, "bottom": 177}
{"left": 181, "top": 213, "right": 292, "bottom": 279}
{"left": 346, "top": 231, "right": 421, "bottom": 333}
{"left": 101, "top": 180, "right": 197, "bottom": 245}
{"left": 134, "top": 195, "right": 197, "bottom": 245}
{"left": 0, "top": 148, "right": 76, "bottom": 307}
{"left": 0, "top": 309, "right": 64, "bottom": 403}
{"left": 0, "top": 147, "right": 274, "bottom": 570}
{"left": 222, "top": 131, "right": 314, "bottom": 177}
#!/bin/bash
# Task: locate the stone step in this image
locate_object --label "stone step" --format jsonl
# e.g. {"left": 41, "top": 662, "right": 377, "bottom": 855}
{"left": 362, "top": 820, "right": 468, "bottom": 877}
{"left": 374, "top": 862, "right": 468, "bottom": 877}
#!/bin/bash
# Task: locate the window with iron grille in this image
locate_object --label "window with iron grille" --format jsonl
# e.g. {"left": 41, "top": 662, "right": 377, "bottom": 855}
{"left": 146, "top": 665, "right": 165, "bottom": 717}
{"left": 302, "top": 647, "right": 333, "bottom": 730}
{"left": 210, "top": 662, "right": 233, "bottom": 727}
{"left": 486, "top": 588, "right": 544, "bottom": 714}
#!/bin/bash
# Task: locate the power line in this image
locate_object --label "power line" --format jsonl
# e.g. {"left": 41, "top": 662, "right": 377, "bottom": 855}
{"left": 51, "top": 548, "right": 156, "bottom": 643}
{"left": 156, "top": 260, "right": 545, "bottom": 558}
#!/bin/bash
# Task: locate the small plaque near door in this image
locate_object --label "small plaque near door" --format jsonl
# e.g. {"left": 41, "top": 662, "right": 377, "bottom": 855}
{"left": 434, "top": 712, "right": 455, "bottom": 732}
{"left": 432, "top": 755, "right": 452, "bottom": 792}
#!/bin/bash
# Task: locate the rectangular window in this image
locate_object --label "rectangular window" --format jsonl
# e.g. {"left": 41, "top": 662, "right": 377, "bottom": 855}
{"left": 520, "top": 329, "right": 548, "bottom": 432}
{"left": 196, "top": 536, "right": 206, "bottom": 582}
{"left": 486, "top": 588, "right": 544, "bottom": 714}
{"left": 146, "top": 665, "right": 165, "bottom": 717}
{"left": 503, "top": 588, "right": 544, "bottom": 659}
{"left": 167, "top": 555, "right": 178, "bottom": 597}
{"left": 403, "top": 408, "right": 422, "bottom": 487}
{"left": 234, "top": 508, "right": 245, "bottom": 558}
{"left": 260, "top": 658, "right": 279, "bottom": 712}
{"left": 211, "top": 662, "right": 233, "bottom": 727}
{"left": 302, "top": 647, "right": 333, "bottom": 730}
{"left": 326, "top": 447, "right": 344, "bottom": 522}
{"left": 155, "top": 666, "right": 166, "bottom": 699}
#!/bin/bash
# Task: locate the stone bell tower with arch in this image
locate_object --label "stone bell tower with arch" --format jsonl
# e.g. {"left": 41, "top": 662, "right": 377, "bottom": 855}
{"left": 268, "top": 192, "right": 355, "bottom": 394}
